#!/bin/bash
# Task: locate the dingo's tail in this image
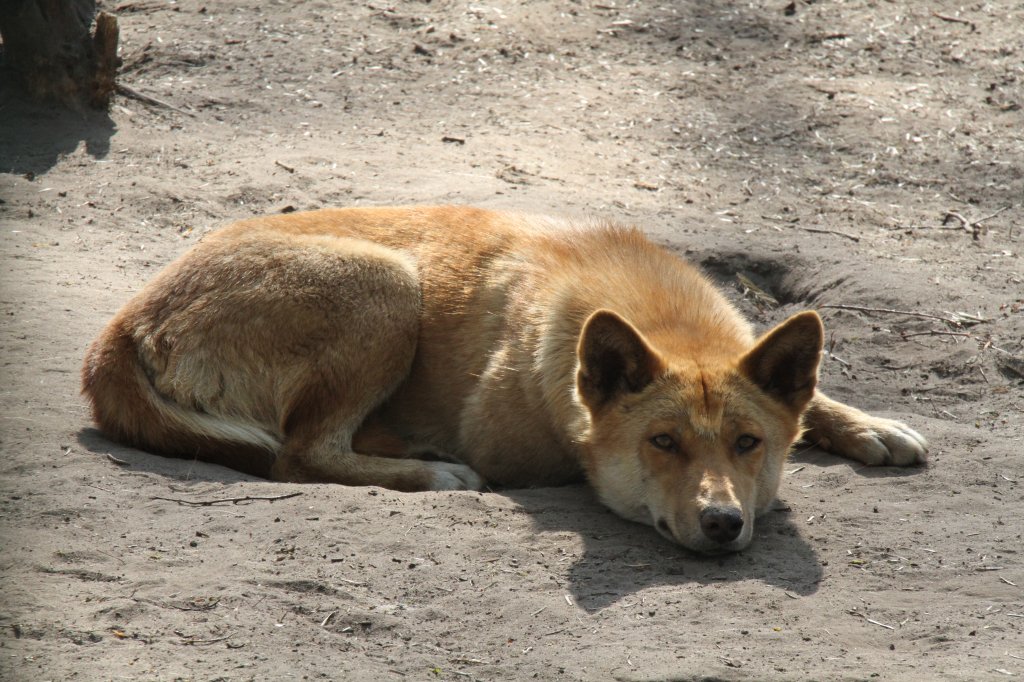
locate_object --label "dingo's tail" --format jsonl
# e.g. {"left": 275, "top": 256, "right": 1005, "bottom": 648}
{"left": 81, "top": 321, "right": 280, "bottom": 477}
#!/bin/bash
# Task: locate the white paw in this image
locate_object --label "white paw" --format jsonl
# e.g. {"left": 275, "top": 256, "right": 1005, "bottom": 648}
{"left": 843, "top": 417, "right": 928, "bottom": 466}
{"left": 427, "top": 462, "right": 485, "bottom": 491}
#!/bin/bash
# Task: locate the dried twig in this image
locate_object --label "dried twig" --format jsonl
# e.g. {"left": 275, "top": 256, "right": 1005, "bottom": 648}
{"left": 736, "top": 273, "right": 779, "bottom": 309}
{"left": 116, "top": 83, "right": 195, "bottom": 116}
{"left": 152, "top": 492, "right": 303, "bottom": 506}
{"left": 931, "top": 11, "right": 976, "bottom": 30}
{"left": 182, "top": 635, "right": 231, "bottom": 645}
{"left": 106, "top": 453, "right": 130, "bottom": 466}
{"left": 135, "top": 596, "right": 219, "bottom": 611}
{"left": 274, "top": 160, "right": 295, "bottom": 173}
{"left": 900, "top": 330, "right": 972, "bottom": 339}
{"left": 972, "top": 206, "right": 1012, "bottom": 227}
{"left": 825, "top": 351, "right": 851, "bottom": 368}
{"left": 948, "top": 311, "right": 987, "bottom": 324}
{"left": 860, "top": 613, "right": 895, "bottom": 630}
{"left": 798, "top": 226, "right": 860, "bottom": 242}
{"left": 175, "top": 630, "right": 233, "bottom": 645}
{"left": 942, "top": 211, "right": 970, "bottom": 230}
{"left": 943, "top": 206, "right": 1010, "bottom": 240}
{"left": 826, "top": 333, "right": 851, "bottom": 368}
{"left": 820, "top": 304, "right": 985, "bottom": 326}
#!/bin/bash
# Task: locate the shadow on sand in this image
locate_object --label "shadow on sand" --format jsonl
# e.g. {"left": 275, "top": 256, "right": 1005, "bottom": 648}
{"left": 502, "top": 486, "right": 824, "bottom": 612}
{"left": 77, "top": 427, "right": 265, "bottom": 485}
{"left": 0, "top": 80, "right": 116, "bottom": 177}
{"left": 77, "top": 427, "right": 839, "bottom": 613}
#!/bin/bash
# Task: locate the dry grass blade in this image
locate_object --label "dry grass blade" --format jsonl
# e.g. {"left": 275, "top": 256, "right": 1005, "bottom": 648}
{"left": 736, "top": 273, "right": 779, "bottom": 309}
{"left": 820, "top": 304, "right": 986, "bottom": 326}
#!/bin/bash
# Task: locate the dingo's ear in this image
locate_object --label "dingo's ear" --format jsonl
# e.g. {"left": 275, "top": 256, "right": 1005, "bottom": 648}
{"left": 577, "top": 310, "right": 664, "bottom": 410}
{"left": 740, "top": 311, "right": 823, "bottom": 410}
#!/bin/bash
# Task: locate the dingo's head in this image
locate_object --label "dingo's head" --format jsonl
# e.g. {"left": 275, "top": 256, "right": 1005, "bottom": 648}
{"left": 575, "top": 309, "right": 823, "bottom": 554}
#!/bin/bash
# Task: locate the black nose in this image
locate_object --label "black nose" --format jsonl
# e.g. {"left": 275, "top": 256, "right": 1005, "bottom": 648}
{"left": 699, "top": 506, "right": 744, "bottom": 544}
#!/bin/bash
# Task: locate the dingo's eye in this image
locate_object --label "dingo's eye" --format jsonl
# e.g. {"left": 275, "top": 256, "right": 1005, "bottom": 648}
{"left": 736, "top": 435, "right": 761, "bottom": 453}
{"left": 650, "top": 434, "right": 680, "bottom": 453}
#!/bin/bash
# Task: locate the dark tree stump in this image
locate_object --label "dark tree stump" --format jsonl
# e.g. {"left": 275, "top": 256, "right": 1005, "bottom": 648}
{"left": 0, "top": 0, "right": 119, "bottom": 109}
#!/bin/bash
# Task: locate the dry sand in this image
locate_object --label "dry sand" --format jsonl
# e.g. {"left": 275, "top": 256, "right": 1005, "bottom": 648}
{"left": 1, "top": 1, "right": 1022, "bottom": 680}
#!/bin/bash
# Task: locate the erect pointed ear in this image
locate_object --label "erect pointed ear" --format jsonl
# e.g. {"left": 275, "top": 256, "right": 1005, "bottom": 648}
{"left": 577, "top": 310, "right": 665, "bottom": 410}
{"left": 740, "top": 311, "right": 824, "bottom": 410}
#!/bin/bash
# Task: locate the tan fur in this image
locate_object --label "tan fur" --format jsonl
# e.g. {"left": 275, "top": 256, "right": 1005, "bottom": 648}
{"left": 82, "top": 206, "right": 928, "bottom": 552}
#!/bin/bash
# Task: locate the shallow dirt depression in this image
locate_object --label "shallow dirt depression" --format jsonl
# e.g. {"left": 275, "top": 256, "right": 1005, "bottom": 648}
{"left": 1, "top": 1, "right": 1022, "bottom": 680}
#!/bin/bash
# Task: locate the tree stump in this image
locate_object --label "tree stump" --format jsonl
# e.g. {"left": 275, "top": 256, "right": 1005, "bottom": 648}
{"left": 0, "top": 0, "right": 119, "bottom": 110}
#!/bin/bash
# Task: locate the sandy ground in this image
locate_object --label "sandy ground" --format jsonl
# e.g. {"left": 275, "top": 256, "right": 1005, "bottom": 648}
{"left": 1, "top": 1, "right": 1022, "bottom": 680}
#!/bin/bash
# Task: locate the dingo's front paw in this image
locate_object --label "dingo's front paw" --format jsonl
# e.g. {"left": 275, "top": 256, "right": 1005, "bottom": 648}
{"left": 805, "top": 393, "right": 929, "bottom": 467}
{"left": 427, "top": 462, "right": 485, "bottom": 490}
{"left": 825, "top": 416, "right": 928, "bottom": 466}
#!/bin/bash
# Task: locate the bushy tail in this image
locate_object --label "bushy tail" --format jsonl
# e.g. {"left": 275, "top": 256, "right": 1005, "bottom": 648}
{"left": 81, "top": 321, "right": 280, "bottom": 477}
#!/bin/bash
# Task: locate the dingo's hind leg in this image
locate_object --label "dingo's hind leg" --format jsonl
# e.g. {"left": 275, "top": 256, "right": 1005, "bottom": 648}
{"left": 270, "top": 340, "right": 484, "bottom": 491}
{"left": 247, "top": 236, "right": 482, "bottom": 492}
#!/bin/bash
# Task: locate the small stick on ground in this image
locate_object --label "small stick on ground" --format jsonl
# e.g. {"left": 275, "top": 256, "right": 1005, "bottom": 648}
{"left": 106, "top": 453, "right": 130, "bottom": 466}
{"left": 820, "top": 304, "right": 984, "bottom": 326}
{"left": 859, "top": 614, "right": 895, "bottom": 630}
{"left": 943, "top": 206, "right": 1011, "bottom": 240}
{"left": 275, "top": 160, "right": 295, "bottom": 173}
{"left": 798, "top": 226, "right": 861, "bottom": 242}
{"left": 825, "top": 351, "right": 851, "bottom": 368}
{"left": 931, "top": 11, "right": 976, "bottom": 30}
{"left": 152, "top": 492, "right": 304, "bottom": 506}
{"left": 826, "top": 331, "right": 851, "bottom": 367}
{"left": 900, "top": 330, "right": 972, "bottom": 339}
{"left": 972, "top": 205, "right": 1012, "bottom": 227}
{"left": 175, "top": 631, "right": 233, "bottom": 645}
{"left": 942, "top": 211, "right": 970, "bottom": 231}
{"left": 116, "top": 83, "right": 195, "bottom": 116}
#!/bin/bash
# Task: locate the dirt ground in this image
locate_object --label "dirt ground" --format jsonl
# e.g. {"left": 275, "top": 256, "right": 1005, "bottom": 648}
{"left": 1, "top": 0, "right": 1022, "bottom": 680}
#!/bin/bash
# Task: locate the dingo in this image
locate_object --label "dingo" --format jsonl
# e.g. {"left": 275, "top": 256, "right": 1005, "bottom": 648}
{"left": 82, "top": 207, "right": 927, "bottom": 553}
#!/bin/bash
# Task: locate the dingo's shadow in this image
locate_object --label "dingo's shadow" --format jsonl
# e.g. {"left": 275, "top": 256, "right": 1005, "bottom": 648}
{"left": 77, "top": 428, "right": 264, "bottom": 484}
{"left": 78, "top": 427, "right": 824, "bottom": 612}
{"left": 501, "top": 486, "right": 823, "bottom": 612}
